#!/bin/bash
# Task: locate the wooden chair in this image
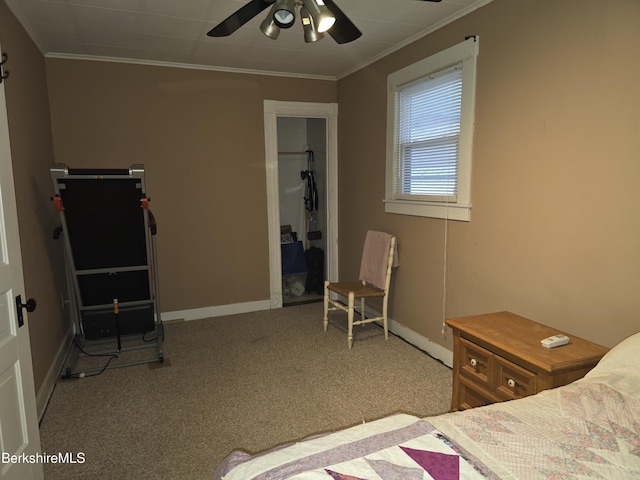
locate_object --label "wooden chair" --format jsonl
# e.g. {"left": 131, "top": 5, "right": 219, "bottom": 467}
{"left": 323, "top": 231, "right": 398, "bottom": 348}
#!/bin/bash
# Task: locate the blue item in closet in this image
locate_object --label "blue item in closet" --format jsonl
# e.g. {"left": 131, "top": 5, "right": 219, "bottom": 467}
{"left": 281, "top": 241, "right": 308, "bottom": 275}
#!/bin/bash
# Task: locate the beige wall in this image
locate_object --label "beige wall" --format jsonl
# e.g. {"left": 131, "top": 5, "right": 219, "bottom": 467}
{"left": 0, "top": 1, "right": 69, "bottom": 394}
{"left": 45, "top": 59, "right": 337, "bottom": 313}
{"left": 337, "top": 0, "right": 640, "bottom": 349}
{"left": 3, "top": 0, "right": 639, "bottom": 400}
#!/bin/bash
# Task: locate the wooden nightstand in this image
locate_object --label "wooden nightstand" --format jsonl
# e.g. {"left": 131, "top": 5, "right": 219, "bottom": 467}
{"left": 445, "top": 311, "right": 609, "bottom": 411}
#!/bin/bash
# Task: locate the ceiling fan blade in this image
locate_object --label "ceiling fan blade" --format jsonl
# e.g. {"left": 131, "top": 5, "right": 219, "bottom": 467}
{"left": 207, "top": 0, "right": 274, "bottom": 37}
{"left": 323, "top": 0, "right": 362, "bottom": 44}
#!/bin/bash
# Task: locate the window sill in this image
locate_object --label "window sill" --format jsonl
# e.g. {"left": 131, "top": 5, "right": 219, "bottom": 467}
{"left": 384, "top": 199, "right": 471, "bottom": 221}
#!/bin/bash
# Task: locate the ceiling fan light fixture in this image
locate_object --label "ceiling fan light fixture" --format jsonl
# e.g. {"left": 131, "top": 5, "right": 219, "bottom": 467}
{"left": 303, "top": 0, "right": 336, "bottom": 33}
{"left": 260, "top": 13, "right": 281, "bottom": 39}
{"left": 209, "top": 0, "right": 361, "bottom": 44}
{"left": 300, "top": 6, "right": 324, "bottom": 43}
{"left": 272, "top": 0, "right": 296, "bottom": 29}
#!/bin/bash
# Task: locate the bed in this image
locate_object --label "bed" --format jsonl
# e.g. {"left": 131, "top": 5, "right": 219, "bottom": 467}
{"left": 213, "top": 332, "right": 640, "bottom": 479}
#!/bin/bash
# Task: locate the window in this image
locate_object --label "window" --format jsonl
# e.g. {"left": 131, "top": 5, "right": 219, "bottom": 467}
{"left": 385, "top": 37, "right": 478, "bottom": 221}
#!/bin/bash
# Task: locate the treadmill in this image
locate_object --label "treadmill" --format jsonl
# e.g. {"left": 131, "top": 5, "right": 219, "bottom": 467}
{"left": 51, "top": 164, "right": 164, "bottom": 377}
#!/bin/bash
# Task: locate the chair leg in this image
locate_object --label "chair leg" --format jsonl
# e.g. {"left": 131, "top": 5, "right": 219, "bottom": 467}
{"left": 382, "top": 297, "right": 389, "bottom": 340}
{"left": 383, "top": 314, "right": 389, "bottom": 340}
{"left": 347, "top": 292, "right": 355, "bottom": 349}
{"left": 323, "top": 281, "right": 329, "bottom": 332}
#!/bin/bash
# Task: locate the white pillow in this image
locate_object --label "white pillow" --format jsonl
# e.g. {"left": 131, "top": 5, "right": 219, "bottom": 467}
{"left": 584, "top": 331, "right": 640, "bottom": 394}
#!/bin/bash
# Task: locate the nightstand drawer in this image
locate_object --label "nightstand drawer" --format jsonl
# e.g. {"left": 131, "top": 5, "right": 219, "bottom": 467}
{"left": 459, "top": 337, "right": 493, "bottom": 389}
{"left": 458, "top": 376, "right": 499, "bottom": 410}
{"left": 494, "top": 355, "right": 537, "bottom": 401}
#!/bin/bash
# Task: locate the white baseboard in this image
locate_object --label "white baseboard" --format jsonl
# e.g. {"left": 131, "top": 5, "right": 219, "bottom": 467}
{"left": 37, "top": 324, "right": 75, "bottom": 421}
{"left": 161, "top": 300, "right": 272, "bottom": 322}
{"left": 387, "top": 320, "right": 453, "bottom": 368}
{"left": 352, "top": 302, "right": 453, "bottom": 368}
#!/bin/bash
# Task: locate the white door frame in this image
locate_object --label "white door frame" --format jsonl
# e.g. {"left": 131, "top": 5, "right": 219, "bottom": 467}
{"left": 264, "top": 100, "right": 338, "bottom": 308}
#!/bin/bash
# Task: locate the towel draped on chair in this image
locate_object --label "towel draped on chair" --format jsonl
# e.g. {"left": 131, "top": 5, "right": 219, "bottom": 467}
{"left": 358, "top": 231, "right": 399, "bottom": 290}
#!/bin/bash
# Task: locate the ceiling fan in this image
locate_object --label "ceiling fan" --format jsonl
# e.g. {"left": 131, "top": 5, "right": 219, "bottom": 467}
{"left": 208, "top": 0, "right": 442, "bottom": 44}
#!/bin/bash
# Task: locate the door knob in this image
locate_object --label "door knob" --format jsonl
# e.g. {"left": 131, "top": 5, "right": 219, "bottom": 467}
{"left": 15, "top": 295, "right": 36, "bottom": 328}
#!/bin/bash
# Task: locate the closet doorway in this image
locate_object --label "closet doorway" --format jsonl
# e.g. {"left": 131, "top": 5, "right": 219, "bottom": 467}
{"left": 278, "top": 117, "right": 326, "bottom": 305}
{"left": 263, "top": 101, "right": 338, "bottom": 309}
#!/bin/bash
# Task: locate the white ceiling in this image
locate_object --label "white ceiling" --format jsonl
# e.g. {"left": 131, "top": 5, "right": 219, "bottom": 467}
{"left": 5, "top": 0, "right": 492, "bottom": 79}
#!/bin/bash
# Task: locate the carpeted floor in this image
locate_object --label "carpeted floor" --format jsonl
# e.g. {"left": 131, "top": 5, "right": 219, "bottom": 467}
{"left": 39, "top": 303, "right": 452, "bottom": 479}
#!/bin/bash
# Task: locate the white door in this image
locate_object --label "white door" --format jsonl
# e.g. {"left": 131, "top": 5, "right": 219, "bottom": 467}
{"left": 0, "top": 46, "right": 44, "bottom": 480}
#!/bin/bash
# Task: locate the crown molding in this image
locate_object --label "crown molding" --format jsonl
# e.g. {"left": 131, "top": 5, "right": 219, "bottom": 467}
{"left": 45, "top": 53, "right": 338, "bottom": 81}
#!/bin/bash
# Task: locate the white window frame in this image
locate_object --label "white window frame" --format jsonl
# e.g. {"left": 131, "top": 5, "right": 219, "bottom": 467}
{"left": 385, "top": 37, "right": 478, "bottom": 221}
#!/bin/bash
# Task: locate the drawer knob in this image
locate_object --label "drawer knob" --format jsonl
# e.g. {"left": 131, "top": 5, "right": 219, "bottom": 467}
{"left": 507, "top": 378, "right": 524, "bottom": 390}
{"left": 469, "top": 358, "right": 485, "bottom": 368}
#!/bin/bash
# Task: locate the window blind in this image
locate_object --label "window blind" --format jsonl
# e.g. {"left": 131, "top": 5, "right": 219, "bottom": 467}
{"left": 395, "top": 64, "right": 462, "bottom": 202}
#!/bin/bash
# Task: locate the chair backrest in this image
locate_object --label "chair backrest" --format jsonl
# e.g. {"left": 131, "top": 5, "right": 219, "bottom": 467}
{"left": 358, "top": 231, "right": 398, "bottom": 290}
